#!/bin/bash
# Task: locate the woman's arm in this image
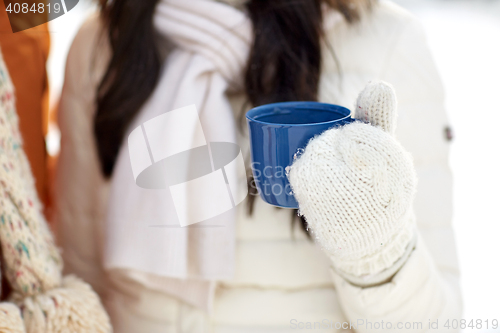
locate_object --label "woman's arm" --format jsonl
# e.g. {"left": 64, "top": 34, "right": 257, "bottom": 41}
{"left": 332, "top": 16, "right": 462, "bottom": 331}
{"left": 290, "top": 14, "right": 462, "bottom": 331}
{"left": 54, "top": 14, "right": 110, "bottom": 295}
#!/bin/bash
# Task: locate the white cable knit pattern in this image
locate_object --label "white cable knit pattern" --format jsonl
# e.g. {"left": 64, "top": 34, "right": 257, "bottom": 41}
{"left": 289, "top": 81, "right": 417, "bottom": 277}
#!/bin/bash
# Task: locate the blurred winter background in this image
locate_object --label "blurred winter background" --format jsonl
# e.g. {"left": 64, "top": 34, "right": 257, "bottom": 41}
{"left": 46, "top": 0, "right": 500, "bottom": 331}
{"left": 391, "top": 1, "right": 500, "bottom": 331}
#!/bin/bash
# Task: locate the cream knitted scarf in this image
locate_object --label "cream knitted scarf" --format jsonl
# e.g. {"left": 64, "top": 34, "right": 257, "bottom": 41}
{"left": 104, "top": 0, "right": 251, "bottom": 311}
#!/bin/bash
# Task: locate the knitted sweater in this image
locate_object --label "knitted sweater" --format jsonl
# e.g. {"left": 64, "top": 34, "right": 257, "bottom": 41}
{"left": 0, "top": 49, "right": 111, "bottom": 333}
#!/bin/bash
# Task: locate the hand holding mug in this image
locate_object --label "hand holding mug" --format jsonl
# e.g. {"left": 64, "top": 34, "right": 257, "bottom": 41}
{"left": 288, "top": 81, "right": 417, "bottom": 279}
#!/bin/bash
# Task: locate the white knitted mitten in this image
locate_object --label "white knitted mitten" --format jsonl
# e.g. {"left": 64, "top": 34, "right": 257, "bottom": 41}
{"left": 289, "top": 81, "right": 417, "bottom": 278}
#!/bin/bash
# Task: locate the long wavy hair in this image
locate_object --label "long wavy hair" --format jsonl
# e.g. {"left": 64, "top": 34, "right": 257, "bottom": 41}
{"left": 95, "top": 0, "right": 374, "bottom": 233}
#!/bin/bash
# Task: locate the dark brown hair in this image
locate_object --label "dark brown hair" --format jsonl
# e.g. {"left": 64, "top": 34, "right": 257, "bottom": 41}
{"left": 95, "top": 0, "right": 372, "bottom": 232}
{"left": 96, "top": 0, "right": 163, "bottom": 177}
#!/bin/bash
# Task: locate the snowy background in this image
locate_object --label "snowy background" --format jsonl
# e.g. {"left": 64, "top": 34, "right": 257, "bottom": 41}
{"left": 46, "top": 0, "right": 500, "bottom": 331}
{"left": 392, "top": 1, "right": 500, "bottom": 331}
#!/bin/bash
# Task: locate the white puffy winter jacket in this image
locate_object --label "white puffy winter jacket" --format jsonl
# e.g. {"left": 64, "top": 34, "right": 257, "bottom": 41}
{"left": 55, "top": 1, "right": 462, "bottom": 332}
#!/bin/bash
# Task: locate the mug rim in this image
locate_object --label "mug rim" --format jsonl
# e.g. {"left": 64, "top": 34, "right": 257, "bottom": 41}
{"left": 246, "top": 101, "right": 352, "bottom": 127}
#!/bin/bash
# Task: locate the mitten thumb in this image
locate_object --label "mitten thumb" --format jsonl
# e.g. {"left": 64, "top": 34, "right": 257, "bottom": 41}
{"left": 355, "top": 80, "right": 397, "bottom": 135}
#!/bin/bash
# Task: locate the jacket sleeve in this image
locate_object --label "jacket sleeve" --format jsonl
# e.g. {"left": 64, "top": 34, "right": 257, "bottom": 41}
{"left": 54, "top": 15, "right": 110, "bottom": 295}
{"left": 329, "top": 15, "right": 463, "bottom": 332}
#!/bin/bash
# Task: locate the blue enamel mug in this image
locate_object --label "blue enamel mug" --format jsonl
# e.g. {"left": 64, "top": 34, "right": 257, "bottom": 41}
{"left": 246, "top": 102, "right": 354, "bottom": 209}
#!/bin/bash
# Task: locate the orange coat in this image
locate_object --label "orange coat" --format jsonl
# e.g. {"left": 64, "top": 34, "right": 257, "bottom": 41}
{"left": 0, "top": 0, "right": 50, "bottom": 206}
